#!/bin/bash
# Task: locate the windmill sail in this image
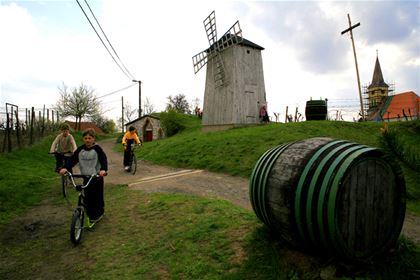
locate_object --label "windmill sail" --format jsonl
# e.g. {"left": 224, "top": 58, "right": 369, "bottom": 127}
{"left": 204, "top": 11, "right": 217, "bottom": 46}
{"left": 192, "top": 51, "right": 208, "bottom": 74}
{"left": 192, "top": 10, "right": 243, "bottom": 87}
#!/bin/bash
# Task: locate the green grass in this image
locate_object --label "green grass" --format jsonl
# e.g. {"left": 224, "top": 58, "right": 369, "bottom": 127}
{"left": 140, "top": 121, "right": 385, "bottom": 177}
{"left": 1, "top": 186, "right": 419, "bottom": 279}
{"left": 139, "top": 119, "right": 420, "bottom": 213}
{"left": 0, "top": 131, "right": 116, "bottom": 225}
{"left": 1, "top": 119, "right": 419, "bottom": 279}
{"left": 0, "top": 135, "right": 57, "bottom": 224}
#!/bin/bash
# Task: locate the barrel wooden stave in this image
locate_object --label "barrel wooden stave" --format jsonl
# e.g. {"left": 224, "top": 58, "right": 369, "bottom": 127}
{"left": 265, "top": 137, "right": 333, "bottom": 245}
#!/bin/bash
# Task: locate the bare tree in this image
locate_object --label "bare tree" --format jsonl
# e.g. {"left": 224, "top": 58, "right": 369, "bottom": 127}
{"left": 143, "top": 97, "right": 155, "bottom": 115}
{"left": 166, "top": 94, "right": 190, "bottom": 114}
{"left": 190, "top": 97, "right": 201, "bottom": 114}
{"left": 123, "top": 102, "right": 137, "bottom": 122}
{"left": 55, "top": 83, "right": 102, "bottom": 130}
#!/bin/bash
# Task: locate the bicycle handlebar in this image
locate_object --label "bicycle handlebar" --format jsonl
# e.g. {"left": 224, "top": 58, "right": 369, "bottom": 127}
{"left": 65, "top": 172, "right": 101, "bottom": 189}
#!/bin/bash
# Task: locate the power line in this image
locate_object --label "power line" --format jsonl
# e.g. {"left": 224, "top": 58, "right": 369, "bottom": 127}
{"left": 75, "top": 0, "right": 135, "bottom": 81}
{"left": 82, "top": 0, "right": 135, "bottom": 81}
{"left": 97, "top": 83, "right": 137, "bottom": 98}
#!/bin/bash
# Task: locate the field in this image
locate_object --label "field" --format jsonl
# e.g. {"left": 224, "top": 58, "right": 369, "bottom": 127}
{"left": 0, "top": 119, "right": 419, "bottom": 279}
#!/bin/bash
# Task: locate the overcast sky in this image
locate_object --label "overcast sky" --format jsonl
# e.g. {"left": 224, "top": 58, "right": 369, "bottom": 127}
{"left": 0, "top": 0, "right": 419, "bottom": 122}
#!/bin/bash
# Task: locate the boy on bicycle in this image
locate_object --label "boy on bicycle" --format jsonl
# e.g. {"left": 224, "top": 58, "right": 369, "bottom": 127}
{"left": 49, "top": 123, "right": 77, "bottom": 172}
{"left": 121, "top": 126, "right": 141, "bottom": 171}
{"left": 59, "top": 128, "right": 108, "bottom": 223}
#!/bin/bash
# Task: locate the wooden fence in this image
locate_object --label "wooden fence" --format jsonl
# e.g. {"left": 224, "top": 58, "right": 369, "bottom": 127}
{"left": 0, "top": 103, "right": 61, "bottom": 153}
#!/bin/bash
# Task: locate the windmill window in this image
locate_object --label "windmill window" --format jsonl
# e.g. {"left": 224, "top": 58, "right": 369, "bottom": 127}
{"left": 247, "top": 50, "right": 250, "bottom": 54}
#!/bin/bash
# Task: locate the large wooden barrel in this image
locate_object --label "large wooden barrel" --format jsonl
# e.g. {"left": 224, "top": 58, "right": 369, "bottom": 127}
{"left": 249, "top": 137, "right": 406, "bottom": 260}
{"left": 305, "top": 100, "right": 327, "bottom": 120}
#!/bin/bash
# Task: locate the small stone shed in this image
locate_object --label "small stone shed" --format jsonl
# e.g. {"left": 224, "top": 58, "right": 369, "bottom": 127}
{"left": 125, "top": 115, "right": 165, "bottom": 142}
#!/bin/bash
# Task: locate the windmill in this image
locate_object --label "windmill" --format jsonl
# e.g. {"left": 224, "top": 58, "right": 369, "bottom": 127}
{"left": 192, "top": 11, "right": 243, "bottom": 88}
{"left": 192, "top": 11, "right": 267, "bottom": 130}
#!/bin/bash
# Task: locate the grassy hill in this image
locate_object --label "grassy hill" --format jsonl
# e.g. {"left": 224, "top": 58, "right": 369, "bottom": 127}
{"left": 0, "top": 119, "right": 419, "bottom": 279}
{"left": 140, "top": 118, "right": 420, "bottom": 213}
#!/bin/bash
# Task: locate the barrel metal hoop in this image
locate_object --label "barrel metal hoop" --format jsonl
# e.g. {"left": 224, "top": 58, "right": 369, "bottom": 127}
{"left": 326, "top": 147, "right": 376, "bottom": 255}
{"left": 294, "top": 140, "right": 346, "bottom": 242}
{"left": 316, "top": 145, "right": 369, "bottom": 249}
{"left": 249, "top": 146, "right": 279, "bottom": 217}
{"left": 304, "top": 142, "right": 355, "bottom": 246}
{"left": 258, "top": 142, "right": 294, "bottom": 226}
{"left": 250, "top": 143, "right": 290, "bottom": 225}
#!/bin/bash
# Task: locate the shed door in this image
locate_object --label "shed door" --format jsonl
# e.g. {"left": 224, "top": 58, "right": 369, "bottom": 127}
{"left": 145, "top": 130, "right": 153, "bottom": 142}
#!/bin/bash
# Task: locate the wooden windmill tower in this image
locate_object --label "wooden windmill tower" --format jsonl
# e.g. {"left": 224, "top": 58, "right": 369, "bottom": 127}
{"left": 192, "top": 11, "right": 267, "bottom": 131}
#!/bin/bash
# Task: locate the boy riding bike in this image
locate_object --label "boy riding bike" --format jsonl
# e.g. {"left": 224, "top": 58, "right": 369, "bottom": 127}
{"left": 121, "top": 126, "right": 141, "bottom": 171}
{"left": 59, "top": 128, "right": 108, "bottom": 223}
{"left": 49, "top": 123, "right": 77, "bottom": 172}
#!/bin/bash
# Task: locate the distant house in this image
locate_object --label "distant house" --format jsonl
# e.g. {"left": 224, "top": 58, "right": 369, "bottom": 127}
{"left": 66, "top": 121, "right": 104, "bottom": 134}
{"left": 125, "top": 115, "right": 165, "bottom": 142}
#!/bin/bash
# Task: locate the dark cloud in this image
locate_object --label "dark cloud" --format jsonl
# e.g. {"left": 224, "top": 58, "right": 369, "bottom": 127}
{"left": 238, "top": 2, "right": 351, "bottom": 74}
{"left": 237, "top": 1, "right": 418, "bottom": 75}
{"left": 352, "top": 1, "right": 419, "bottom": 57}
{"left": 353, "top": 1, "right": 418, "bottom": 44}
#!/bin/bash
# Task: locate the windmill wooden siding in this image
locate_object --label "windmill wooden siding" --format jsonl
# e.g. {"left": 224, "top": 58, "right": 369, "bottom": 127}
{"left": 203, "top": 39, "right": 266, "bottom": 131}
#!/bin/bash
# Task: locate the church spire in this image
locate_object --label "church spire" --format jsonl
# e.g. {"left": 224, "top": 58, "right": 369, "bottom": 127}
{"left": 368, "top": 52, "right": 389, "bottom": 89}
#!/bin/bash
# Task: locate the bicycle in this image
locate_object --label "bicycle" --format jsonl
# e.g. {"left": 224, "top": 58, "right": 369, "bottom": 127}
{"left": 126, "top": 143, "right": 140, "bottom": 175}
{"left": 49, "top": 152, "right": 72, "bottom": 197}
{"left": 65, "top": 172, "right": 101, "bottom": 245}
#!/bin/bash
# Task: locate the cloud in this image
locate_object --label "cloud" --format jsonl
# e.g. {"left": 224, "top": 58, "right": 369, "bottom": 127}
{"left": 354, "top": 1, "right": 418, "bottom": 44}
{"left": 240, "top": 1, "right": 350, "bottom": 74}
{"left": 1, "top": 0, "right": 418, "bottom": 123}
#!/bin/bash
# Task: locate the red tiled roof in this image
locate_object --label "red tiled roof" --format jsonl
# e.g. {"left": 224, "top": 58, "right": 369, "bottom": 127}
{"left": 382, "top": 91, "right": 419, "bottom": 120}
{"left": 66, "top": 121, "right": 104, "bottom": 134}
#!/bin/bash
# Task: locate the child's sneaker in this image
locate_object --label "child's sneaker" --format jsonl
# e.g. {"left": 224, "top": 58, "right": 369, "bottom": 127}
{"left": 90, "top": 214, "right": 103, "bottom": 224}
{"left": 124, "top": 166, "right": 130, "bottom": 171}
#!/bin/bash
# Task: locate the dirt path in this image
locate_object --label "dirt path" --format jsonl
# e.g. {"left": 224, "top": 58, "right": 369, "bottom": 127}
{"left": 100, "top": 138, "right": 420, "bottom": 244}
{"left": 102, "top": 138, "right": 250, "bottom": 210}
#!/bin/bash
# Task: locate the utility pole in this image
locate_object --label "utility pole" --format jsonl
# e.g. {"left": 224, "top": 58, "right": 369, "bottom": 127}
{"left": 341, "top": 13, "right": 365, "bottom": 120}
{"left": 121, "top": 96, "right": 124, "bottom": 133}
{"left": 132, "top": 80, "right": 142, "bottom": 118}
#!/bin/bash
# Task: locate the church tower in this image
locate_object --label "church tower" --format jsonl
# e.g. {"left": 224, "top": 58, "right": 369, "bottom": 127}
{"left": 367, "top": 54, "right": 389, "bottom": 111}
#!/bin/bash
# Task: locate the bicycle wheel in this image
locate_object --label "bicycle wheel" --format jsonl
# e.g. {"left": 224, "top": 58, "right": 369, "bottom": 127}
{"left": 130, "top": 154, "right": 137, "bottom": 175}
{"left": 61, "top": 176, "right": 68, "bottom": 198}
{"left": 70, "top": 207, "right": 84, "bottom": 245}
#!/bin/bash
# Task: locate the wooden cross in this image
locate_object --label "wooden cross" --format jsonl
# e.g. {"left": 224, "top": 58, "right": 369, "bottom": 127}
{"left": 341, "top": 14, "right": 365, "bottom": 120}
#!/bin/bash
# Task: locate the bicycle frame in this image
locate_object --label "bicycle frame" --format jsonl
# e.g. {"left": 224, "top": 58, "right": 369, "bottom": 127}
{"left": 65, "top": 172, "right": 99, "bottom": 245}
{"left": 49, "top": 152, "right": 72, "bottom": 197}
{"left": 67, "top": 172, "right": 99, "bottom": 216}
{"left": 128, "top": 144, "right": 139, "bottom": 175}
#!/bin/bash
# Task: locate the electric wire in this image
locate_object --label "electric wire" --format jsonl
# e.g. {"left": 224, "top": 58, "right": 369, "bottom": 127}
{"left": 75, "top": 0, "right": 134, "bottom": 81}
{"left": 98, "top": 83, "right": 137, "bottom": 98}
{"left": 82, "top": 0, "right": 135, "bottom": 81}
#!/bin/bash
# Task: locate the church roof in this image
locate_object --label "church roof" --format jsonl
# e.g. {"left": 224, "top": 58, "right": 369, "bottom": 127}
{"left": 368, "top": 56, "right": 389, "bottom": 89}
{"left": 380, "top": 91, "right": 419, "bottom": 120}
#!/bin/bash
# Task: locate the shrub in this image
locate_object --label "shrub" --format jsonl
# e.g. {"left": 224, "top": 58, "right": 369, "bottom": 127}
{"left": 160, "top": 109, "right": 188, "bottom": 137}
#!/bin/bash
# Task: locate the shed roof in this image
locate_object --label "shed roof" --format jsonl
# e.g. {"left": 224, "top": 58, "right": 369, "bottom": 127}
{"left": 125, "top": 114, "right": 160, "bottom": 126}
